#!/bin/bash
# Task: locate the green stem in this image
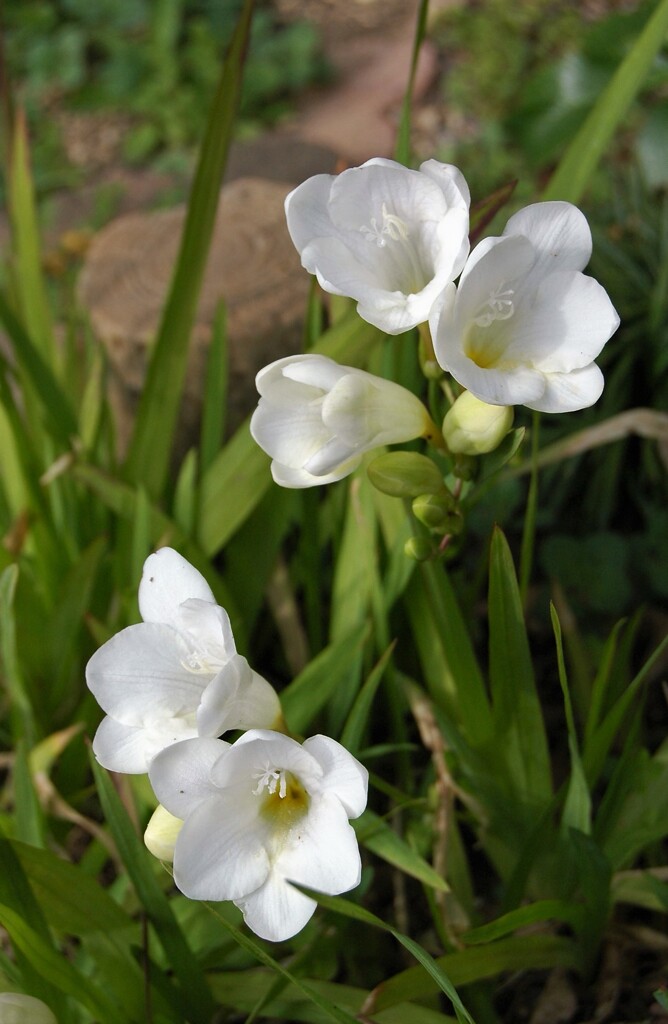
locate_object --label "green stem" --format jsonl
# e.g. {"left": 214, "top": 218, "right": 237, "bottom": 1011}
{"left": 519, "top": 411, "right": 540, "bottom": 609}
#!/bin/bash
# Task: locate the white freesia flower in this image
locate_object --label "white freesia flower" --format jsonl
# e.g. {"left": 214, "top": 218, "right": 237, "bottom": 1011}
{"left": 431, "top": 201, "right": 620, "bottom": 412}
{"left": 285, "top": 157, "right": 470, "bottom": 334}
{"left": 251, "top": 353, "right": 436, "bottom": 488}
{"left": 149, "top": 730, "right": 368, "bottom": 942}
{"left": 0, "top": 994, "right": 57, "bottom": 1024}
{"left": 86, "top": 548, "right": 282, "bottom": 773}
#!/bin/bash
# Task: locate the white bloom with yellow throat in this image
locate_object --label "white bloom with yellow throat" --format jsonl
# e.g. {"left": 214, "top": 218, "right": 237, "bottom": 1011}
{"left": 149, "top": 730, "right": 368, "bottom": 942}
{"left": 86, "top": 548, "right": 281, "bottom": 774}
{"left": 431, "top": 202, "right": 620, "bottom": 412}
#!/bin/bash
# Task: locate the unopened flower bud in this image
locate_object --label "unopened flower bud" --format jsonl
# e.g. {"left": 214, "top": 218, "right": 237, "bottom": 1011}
{"left": 443, "top": 391, "right": 514, "bottom": 456}
{"left": 0, "top": 994, "right": 57, "bottom": 1024}
{"left": 412, "top": 492, "right": 455, "bottom": 530}
{"left": 404, "top": 536, "right": 433, "bottom": 561}
{"left": 144, "top": 804, "right": 183, "bottom": 862}
{"left": 367, "top": 451, "right": 444, "bottom": 498}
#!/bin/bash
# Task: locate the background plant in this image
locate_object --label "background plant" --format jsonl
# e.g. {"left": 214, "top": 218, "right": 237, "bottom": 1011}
{"left": 0, "top": 0, "right": 666, "bottom": 1021}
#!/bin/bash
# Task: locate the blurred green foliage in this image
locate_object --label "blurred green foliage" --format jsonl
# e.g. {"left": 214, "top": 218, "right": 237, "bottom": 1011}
{"left": 4, "top": 0, "right": 328, "bottom": 174}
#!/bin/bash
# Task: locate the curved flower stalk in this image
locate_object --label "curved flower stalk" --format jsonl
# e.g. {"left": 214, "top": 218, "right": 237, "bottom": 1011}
{"left": 0, "top": 994, "right": 57, "bottom": 1024}
{"left": 86, "top": 548, "right": 282, "bottom": 773}
{"left": 251, "top": 353, "right": 440, "bottom": 488}
{"left": 431, "top": 201, "right": 620, "bottom": 412}
{"left": 285, "top": 157, "right": 470, "bottom": 334}
{"left": 149, "top": 730, "right": 368, "bottom": 941}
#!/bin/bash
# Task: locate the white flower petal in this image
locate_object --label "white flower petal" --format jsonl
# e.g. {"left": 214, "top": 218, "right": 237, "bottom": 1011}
{"left": 86, "top": 623, "right": 205, "bottom": 725}
{"left": 419, "top": 159, "right": 471, "bottom": 210}
{"left": 235, "top": 869, "right": 317, "bottom": 942}
{"left": 503, "top": 201, "right": 592, "bottom": 275}
{"left": 281, "top": 355, "right": 346, "bottom": 391}
{"left": 138, "top": 548, "right": 215, "bottom": 625}
{"left": 503, "top": 272, "right": 620, "bottom": 372}
{"left": 270, "top": 459, "right": 361, "bottom": 489}
{"left": 302, "top": 735, "right": 368, "bottom": 818}
{"left": 92, "top": 716, "right": 155, "bottom": 774}
{"left": 526, "top": 363, "right": 605, "bottom": 412}
{"left": 210, "top": 730, "right": 323, "bottom": 793}
{"left": 250, "top": 391, "right": 332, "bottom": 470}
{"left": 197, "top": 656, "right": 282, "bottom": 737}
{"left": 149, "top": 736, "right": 229, "bottom": 819}
{"left": 176, "top": 599, "right": 236, "bottom": 661}
{"left": 276, "top": 793, "right": 362, "bottom": 894}
{"left": 173, "top": 792, "right": 270, "bottom": 901}
{"left": 322, "top": 373, "right": 428, "bottom": 449}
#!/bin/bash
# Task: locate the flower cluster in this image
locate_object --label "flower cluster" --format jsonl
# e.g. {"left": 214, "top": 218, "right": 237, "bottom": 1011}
{"left": 87, "top": 548, "right": 368, "bottom": 942}
{"left": 252, "top": 157, "right": 619, "bottom": 493}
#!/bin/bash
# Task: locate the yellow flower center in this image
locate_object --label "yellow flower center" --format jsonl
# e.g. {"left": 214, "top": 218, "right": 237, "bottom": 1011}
{"left": 254, "top": 768, "right": 310, "bottom": 827}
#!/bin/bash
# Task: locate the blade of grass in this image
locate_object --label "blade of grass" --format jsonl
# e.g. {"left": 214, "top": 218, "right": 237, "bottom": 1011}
{"left": 0, "top": 290, "right": 77, "bottom": 443}
{"left": 203, "top": 902, "right": 361, "bottom": 1024}
{"left": 6, "top": 110, "right": 54, "bottom": 362}
{"left": 489, "top": 528, "right": 551, "bottom": 805}
{"left": 550, "top": 604, "right": 591, "bottom": 834}
{"left": 394, "top": 0, "right": 430, "bottom": 165}
{"left": 199, "top": 300, "right": 228, "bottom": 476}
{"left": 543, "top": 0, "right": 668, "bottom": 203}
{"left": 297, "top": 890, "right": 475, "bottom": 1024}
{"left": 125, "top": 0, "right": 254, "bottom": 497}
{"left": 89, "top": 754, "right": 215, "bottom": 1024}
{"left": 0, "top": 903, "right": 126, "bottom": 1023}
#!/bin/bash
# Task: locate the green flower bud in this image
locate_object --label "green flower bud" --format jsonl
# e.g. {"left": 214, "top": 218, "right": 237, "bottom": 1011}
{"left": 443, "top": 391, "right": 514, "bottom": 456}
{"left": 404, "top": 536, "right": 433, "bottom": 561}
{"left": 367, "top": 451, "right": 444, "bottom": 498}
{"left": 412, "top": 492, "right": 455, "bottom": 530}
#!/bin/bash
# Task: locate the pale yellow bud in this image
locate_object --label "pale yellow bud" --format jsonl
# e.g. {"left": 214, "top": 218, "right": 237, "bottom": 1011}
{"left": 0, "top": 994, "right": 57, "bottom": 1024}
{"left": 144, "top": 804, "right": 183, "bottom": 862}
{"left": 442, "top": 391, "right": 513, "bottom": 456}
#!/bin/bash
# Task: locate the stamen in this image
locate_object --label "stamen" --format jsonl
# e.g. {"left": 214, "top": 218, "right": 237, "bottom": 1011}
{"left": 473, "top": 286, "right": 515, "bottom": 328}
{"left": 253, "top": 767, "right": 288, "bottom": 799}
{"left": 360, "top": 203, "right": 410, "bottom": 248}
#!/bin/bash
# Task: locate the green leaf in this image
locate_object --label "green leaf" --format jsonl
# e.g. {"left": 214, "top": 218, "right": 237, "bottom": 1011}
{"left": 0, "top": 565, "right": 36, "bottom": 747}
{"left": 551, "top": 604, "right": 591, "bottom": 834}
{"left": 394, "top": 0, "right": 430, "bottom": 165}
{"left": 488, "top": 528, "right": 551, "bottom": 804}
{"left": 0, "top": 840, "right": 65, "bottom": 1013}
{"left": 89, "top": 754, "right": 215, "bottom": 1024}
{"left": 210, "top": 970, "right": 456, "bottom": 1023}
{"left": 406, "top": 563, "right": 491, "bottom": 746}
{"left": 297, "top": 890, "right": 476, "bottom": 1024}
{"left": 125, "top": 0, "right": 254, "bottom": 496}
{"left": 368, "top": 933, "right": 578, "bottom": 1012}
{"left": 0, "top": 902, "right": 126, "bottom": 1023}
{"left": 354, "top": 809, "right": 449, "bottom": 893}
{"left": 11, "top": 839, "right": 131, "bottom": 936}
{"left": 341, "top": 643, "right": 395, "bottom": 754}
{"left": 203, "top": 903, "right": 361, "bottom": 1024}
{"left": 543, "top": 0, "right": 668, "bottom": 202}
{"left": 7, "top": 110, "right": 54, "bottom": 362}
{"left": 0, "top": 290, "right": 77, "bottom": 444}
{"left": 199, "top": 300, "right": 228, "bottom": 475}
{"left": 280, "top": 624, "right": 368, "bottom": 735}
{"left": 463, "top": 899, "right": 586, "bottom": 945}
